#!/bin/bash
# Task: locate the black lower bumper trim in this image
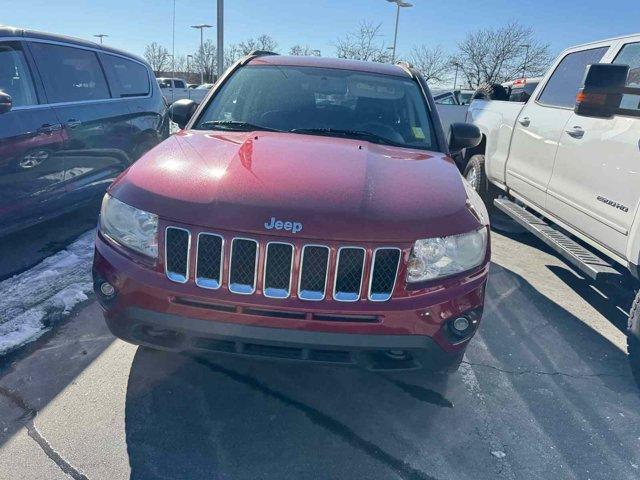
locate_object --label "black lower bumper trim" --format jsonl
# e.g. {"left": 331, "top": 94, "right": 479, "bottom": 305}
{"left": 105, "top": 307, "right": 461, "bottom": 371}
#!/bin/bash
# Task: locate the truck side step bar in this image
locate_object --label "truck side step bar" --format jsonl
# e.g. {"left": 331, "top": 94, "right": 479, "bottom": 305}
{"left": 494, "top": 198, "right": 620, "bottom": 281}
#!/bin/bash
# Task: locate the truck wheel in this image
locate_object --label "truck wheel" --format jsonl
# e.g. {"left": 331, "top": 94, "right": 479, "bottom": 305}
{"left": 627, "top": 290, "right": 640, "bottom": 384}
{"left": 463, "top": 154, "right": 496, "bottom": 208}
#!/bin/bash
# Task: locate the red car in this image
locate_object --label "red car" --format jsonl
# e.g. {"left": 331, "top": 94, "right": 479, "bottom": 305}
{"left": 92, "top": 53, "right": 489, "bottom": 373}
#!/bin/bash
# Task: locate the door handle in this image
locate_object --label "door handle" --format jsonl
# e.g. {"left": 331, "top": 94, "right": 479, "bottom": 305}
{"left": 37, "top": 123, "right": 62, "bottom": 135}
{"left": 66, "top": 119, "right": 82, "bottom": 129}
{"left": 566, "top": 126, "right": 585, "bottom": 139}
{"left": 518, "top": 117, "right": 531, "bottom": 127}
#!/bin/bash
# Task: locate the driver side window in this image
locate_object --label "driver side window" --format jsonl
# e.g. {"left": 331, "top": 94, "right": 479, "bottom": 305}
{"left": 0, "top": 42, "right": 38, "bottom": 107}
{"left": 613, "top": 42, "right": 640, "bottom": 112}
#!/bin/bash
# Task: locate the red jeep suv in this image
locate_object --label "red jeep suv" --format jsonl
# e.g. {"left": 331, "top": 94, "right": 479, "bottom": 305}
{"left": 92, "top": 52, "right": 489, "bottom": 373}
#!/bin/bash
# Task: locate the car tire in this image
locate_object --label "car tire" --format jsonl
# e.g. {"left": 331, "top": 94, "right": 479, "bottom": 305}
{"left": 627, "top": 290, "right": 640, "bottom": 384}
{"left": 463, "top": 154, "right": 497, "bottom": 209}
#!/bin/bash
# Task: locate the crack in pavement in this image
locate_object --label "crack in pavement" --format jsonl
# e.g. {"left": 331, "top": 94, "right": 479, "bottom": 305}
{"left": 194, "top": 357, "right": 441, "bottom": 480}
{"left": 0, "top": 385, "right": 89, "bottom": 480}
{"left": 462, "top": 360, "right": 628, "bottom": 380}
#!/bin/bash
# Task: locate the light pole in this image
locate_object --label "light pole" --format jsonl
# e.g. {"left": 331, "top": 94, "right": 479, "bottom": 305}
{"left": 186, "top": 54, "right": 193, "bottom": 82}
{"left": 452, "top": 60, "right": 461, "bottom": 90}
{"left": 521, "top": 44, "right": 531, "bottom": 79}
{"left": 386, "top": 0, "right": 413, "bottom": 64}
{"left": 217, "top": 0, "right": 224, "bottom": 79}
{"left": 191, "top": 24, "right": 212, "bottom": 84}
{"left": 93, "top": 34, "right": 108, "bottom": 44}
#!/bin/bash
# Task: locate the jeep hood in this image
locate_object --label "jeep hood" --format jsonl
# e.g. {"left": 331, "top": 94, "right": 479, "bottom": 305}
{"left": 110, "top": 130, "right": 481, "bottom": 242}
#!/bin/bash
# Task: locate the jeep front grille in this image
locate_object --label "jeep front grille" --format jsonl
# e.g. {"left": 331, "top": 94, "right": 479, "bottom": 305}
{"left": 164, "top": 227, "right": 401, "bottom": 302}
{"left": 333, "top": 247, "right": 366, "bottom": 302}
{"left": 165, "top": 227, "right": 190, "bottom": 283}
{"left": 263, "top": 242, "right": 294, "bottom": 298}
{"left": 368, "top": 248, "right": 401, "bottom": 301}
{"left": 195, "top": 233, "right": 223, "bottom": 289}
{"left": 229, "top": 238, "right": 259, "bottom": 294}
{"left": 298, "top": 245, "right": 330, "bottom": 301}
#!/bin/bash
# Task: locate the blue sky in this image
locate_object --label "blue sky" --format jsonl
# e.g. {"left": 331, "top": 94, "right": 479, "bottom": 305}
{"left": 3, "top": 0, "right": 640, "bottom": 60}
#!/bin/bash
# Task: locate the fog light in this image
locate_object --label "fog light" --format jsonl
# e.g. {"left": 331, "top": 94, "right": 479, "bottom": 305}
{"left": 450, "top": 316, "right": 471, "bottom": 337}
{"left": 100, "top": 282, "right": 115, "bottom": 297}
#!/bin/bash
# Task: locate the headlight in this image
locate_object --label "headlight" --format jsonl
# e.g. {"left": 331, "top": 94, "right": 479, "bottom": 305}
{"left": 99, "top": 194, "right": 158, "bottom": 258}
{"left": 406, "top": 228, "right": 487, "bottom": 283}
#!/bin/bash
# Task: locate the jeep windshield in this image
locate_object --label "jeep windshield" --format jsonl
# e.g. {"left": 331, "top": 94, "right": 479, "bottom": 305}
{"left": 194, "top": 65, "right": 437, "bottom": 150}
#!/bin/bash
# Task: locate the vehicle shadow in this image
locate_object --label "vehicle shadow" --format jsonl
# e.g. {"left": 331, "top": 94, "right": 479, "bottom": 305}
{"left": 0, "top": 302, "right": 115, "bottom": 448}
{"left": 124, "top": 263, "right": 640, "bottom": 480}
{"left": 0, "top": 198, "right": 100, "bottom": 281}
{"left": 493, "top": 217, "right": 636, "bottom": 336}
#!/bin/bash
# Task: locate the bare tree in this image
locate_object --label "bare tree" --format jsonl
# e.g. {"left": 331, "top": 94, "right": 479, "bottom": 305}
{"left": 238, "top": 34, "right": 279, "bottom": 55}
{"left": 452, "top": 22, "right": 552, "bottom": 88}
{"left": 173, "top": 54, "right": 188, "bottom": 74}
{"left": 407, "top": 45, "right": 451, "bottom": 84}
{"left": 193, "top": 39, "right": 217, "bottom": 82}
{"left": 289, "top": 45, "right": 320, "bottom": 56}
{"left": 334, "top": 21, "right": 391, "bottom": 63}
{"left": 144, "top": 42, "right": 170, "bottom": 75}
{"left": 224, "top": 43, "right": 242, "bottom": 70}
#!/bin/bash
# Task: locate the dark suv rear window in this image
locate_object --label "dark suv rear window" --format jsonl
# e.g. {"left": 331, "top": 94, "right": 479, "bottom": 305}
{"left": 101, "top": 54, "right": 150, "bottom": 97}
{"left": 30, "top": 42, "right": 110, "bottom": 103}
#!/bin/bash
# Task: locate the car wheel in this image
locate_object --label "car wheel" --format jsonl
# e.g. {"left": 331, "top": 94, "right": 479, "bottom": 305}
{"left": 463, "top": 154, "right": 496, "bottom": 208}
{"left": 627, "top": 290, "right": 640, "bottom": 384}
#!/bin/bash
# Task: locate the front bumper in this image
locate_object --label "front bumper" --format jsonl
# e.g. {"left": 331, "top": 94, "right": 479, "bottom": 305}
{"left": 93, "top": 233, "right": 488, "bottom": 371}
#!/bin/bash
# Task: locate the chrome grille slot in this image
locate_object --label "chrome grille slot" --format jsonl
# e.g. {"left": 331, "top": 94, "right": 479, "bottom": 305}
{"left": 196, "top": 233, "right": 223, "bottom": 289}
{"left": 368, "top": 248, "right": 401, "bottom": 301}
{"left": 333, "top": 247, "right": 365, "bottom": 302}
{"left": 298, "top": 245, "right": 329, "bottom": 301}
{"left": 165, "top": 227, "right": 190, "bottom": 283}
{"left": 229, "top": 238, "right": 258, "bottom": 294}
{"left": 263, "top": 242, "right": 294, "bottom": 298}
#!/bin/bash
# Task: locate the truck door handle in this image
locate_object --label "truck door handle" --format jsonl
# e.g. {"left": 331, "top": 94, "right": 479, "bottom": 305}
{"left": 37, "top": 123, "right": 62, "bottom": 135}
{"left": 66, "top": 119, "right": 82, "bottom": 129}
{"left": 518, "top": 117, "right": 531, "bottom": 127}
{"left": 566, "top": 126, "right": 585, "bottom": 139}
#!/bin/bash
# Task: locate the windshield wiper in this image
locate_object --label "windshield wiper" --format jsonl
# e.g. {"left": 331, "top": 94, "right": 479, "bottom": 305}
{"left": 197, "top": 120, "right": 282, "bottom": 132}
{"left": 289, "top": 128, "right": 402, "bottom": 147}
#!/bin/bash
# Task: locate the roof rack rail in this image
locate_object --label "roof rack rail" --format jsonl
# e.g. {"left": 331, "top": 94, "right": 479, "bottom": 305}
{"left": 240, "top": 50, "right": 279, "bottom": 65}
{"left": 247, "top": 50, "right": 278, "bottom": 57}
{"left": 395, "top": 60, "right": 413, "bottom": 69}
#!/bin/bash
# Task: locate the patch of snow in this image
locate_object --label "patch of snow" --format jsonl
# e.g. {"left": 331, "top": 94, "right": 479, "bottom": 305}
{"left": 0, "top": 230, "right": 95, "bottom": 355}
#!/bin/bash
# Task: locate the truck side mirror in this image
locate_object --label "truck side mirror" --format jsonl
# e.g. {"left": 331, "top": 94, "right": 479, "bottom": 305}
{"left": 168, "top": 99, "right": 198, "bottom": 129}
{"left": 575, "top": 63, "right": 628, "bottom": 118}
{"left": 0, "top": 91, "right": 12, "bottom": 114}
{"left": 448, "top": 122, "right": 481, "bottom": 154}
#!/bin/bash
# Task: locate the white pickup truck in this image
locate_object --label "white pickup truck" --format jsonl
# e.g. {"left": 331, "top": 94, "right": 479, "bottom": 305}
{"left": 157, "top": 77, "right": 211, "bottom": 104}
{"left": 464, "top": 34, "right": 640, "bottom": 376}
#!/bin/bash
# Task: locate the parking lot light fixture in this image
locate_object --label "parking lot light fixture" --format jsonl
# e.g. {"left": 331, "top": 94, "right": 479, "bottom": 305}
{"left": 93, "top": 34, "right": 108, "bottom": 44}
{"left": 521, "top": 44, "right": 531, "bottom": 80}
{"left": 191, "top": 24, "right": 212, "bottom": 83}
{"left": 386, "top": 0, "right": 413, "bottom": 63}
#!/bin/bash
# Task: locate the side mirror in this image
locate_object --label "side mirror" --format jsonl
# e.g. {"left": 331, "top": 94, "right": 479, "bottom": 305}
{"left": 448, "top": 122, "right": 481, "bottom": 154}
{"left": 168, "top": 99, "right": 198, "bottom": 129}
{"left": 575, "top": 63, "right": 628, "bottom": 118}
{"left": 0, "top": 91, "right": 12, "bottom": 114}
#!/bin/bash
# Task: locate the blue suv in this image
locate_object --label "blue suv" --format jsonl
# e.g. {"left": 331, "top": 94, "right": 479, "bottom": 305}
{"left": 0, "top": 26, "right": 169, "bottom": 235}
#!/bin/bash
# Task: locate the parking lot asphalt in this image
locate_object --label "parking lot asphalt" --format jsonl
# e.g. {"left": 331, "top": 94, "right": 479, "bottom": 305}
{"left": 0, "top": 223, "right": 639, "bottom": 480}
